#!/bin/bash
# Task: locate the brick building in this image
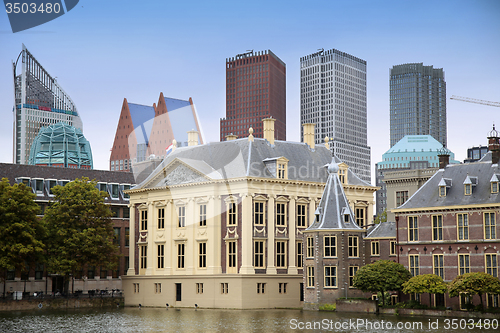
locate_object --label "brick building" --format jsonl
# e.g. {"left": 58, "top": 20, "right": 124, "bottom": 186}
{"left": 393, "top": 128, "right": 500, "bottom": 309}
{"left": 0, "top": 163, "right": 135, "bottom": 295}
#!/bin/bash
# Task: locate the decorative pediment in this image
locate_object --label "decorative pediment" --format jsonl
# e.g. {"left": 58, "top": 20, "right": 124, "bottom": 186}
{"left": 174, "top": 199, "right": 188, "bottom": 207}
{"left": 296, "top": 197, "right": 309, "bottom": 204}
{"left": 253, "top": 194, "right": 268, "bottom": 201}
{"left": 224, "top": 195, "right": 239, "bottom": 204}
{"left": 144, "top": 158, "right": 212, "bottom": 188}
{"left": 137, "top": 203, "right": 148, "bottom": 210}
{"left": 154, "top": 201, "right": 167, "bottom": 207}
{"left": 276, "top": 195, "right": 290, "bottom": 202}
{"left": 195, "top": 197, "right": 209, "bottom": 204}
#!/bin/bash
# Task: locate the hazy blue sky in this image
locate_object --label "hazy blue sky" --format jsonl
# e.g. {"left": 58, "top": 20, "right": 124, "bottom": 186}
{"left": 1, "top": 0, "right": 499, "bottom": 183}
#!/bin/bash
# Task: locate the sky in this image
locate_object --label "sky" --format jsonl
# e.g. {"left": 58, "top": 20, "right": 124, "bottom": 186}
{"left": 1, "top": 0, "right": 499, "bottom": 185}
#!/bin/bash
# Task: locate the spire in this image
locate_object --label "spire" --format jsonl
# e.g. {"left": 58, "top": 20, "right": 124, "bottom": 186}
{"left": 306, "top": 158, "right": 361, "bottom": 230}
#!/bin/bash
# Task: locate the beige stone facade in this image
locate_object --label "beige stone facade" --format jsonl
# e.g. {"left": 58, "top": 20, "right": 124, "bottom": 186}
{"left": 123, "top": 125, "right": 376, "bottom": 309}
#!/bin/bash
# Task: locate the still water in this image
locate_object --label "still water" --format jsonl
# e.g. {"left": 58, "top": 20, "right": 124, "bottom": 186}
{"left": 0, "top": 307, "right": 495, "bottom": 332}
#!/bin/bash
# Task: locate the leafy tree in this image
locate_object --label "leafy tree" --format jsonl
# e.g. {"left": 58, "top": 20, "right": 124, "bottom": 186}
{"left": 448, "top": 272, "right": 500, "bottom": 308}
{"left": 374, "top": 210, "right": 387, "bottom": 224}
{"left": 402, "top": 274, "right": 447, "bottom": 307}
{"left": 0, "top": 178, "right": 45, "bottom": 278}
{"left": 44, "top": 177, "right": 118, "bottom": 291}
{"left": 353, "top": 260, "right": 412, "bottom": 305}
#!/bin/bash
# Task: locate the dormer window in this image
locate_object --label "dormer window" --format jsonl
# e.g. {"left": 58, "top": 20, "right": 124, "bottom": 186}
{"left": 491, "top": 174, "right": 499, "bottom": 194}
{"left": 338, "top": 163, "right": 348, "bottom": 185}
{"left": 277, "top": 162, "right": 286, "bottom": 179}
{"left": 463, "top": 174, "right": 477, "bottom": 196}
{"left": 263, "top": 156, "right": 289, "bottom": 179}
{"left": 438, "top": 177, "right": 452, "bottom": 197}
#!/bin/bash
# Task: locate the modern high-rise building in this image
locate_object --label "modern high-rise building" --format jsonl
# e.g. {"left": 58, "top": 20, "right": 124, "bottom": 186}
{"left": 12, "top": 44, "right": 83, "bottom": 165}
{"left": 220, "top": 50, "right": 286, "bottom": 141}
{"left": 390, "top": 63, "right": 446, "bottom": 147}
{"left": 300, "top": 48, "right": 371, "bottom": 182}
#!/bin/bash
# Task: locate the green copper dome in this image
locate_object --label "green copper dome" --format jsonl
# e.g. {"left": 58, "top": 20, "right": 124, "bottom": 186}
{"left": 28, "top": 122, "right": 93, "bottom": 169}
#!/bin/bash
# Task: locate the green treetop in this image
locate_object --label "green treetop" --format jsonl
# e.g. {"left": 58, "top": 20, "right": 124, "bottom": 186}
{"left": 448, "top": 272, "right": 500, "bottom": 308}
{"left": 402, "top": 274, "right": 447, "bottom": 307}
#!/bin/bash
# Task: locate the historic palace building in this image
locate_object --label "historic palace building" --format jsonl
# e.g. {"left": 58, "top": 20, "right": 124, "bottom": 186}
{"left": 123, "top": 119, "right": 377, "bottom": 309}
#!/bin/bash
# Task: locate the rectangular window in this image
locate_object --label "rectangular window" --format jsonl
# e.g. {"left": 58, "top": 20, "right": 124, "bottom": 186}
{"left": 486, "top": 254, "right": 498, "bottom": 277}
{"left": 349, "top": 266, "right": 358, "bottom": 287}
{"left": 228, "top": 241, "right": 237, "bottom": 268}
{"left": 257, "top": 283, "right": 266, "bottom": 294}
{"left": 157, "top": 244, "right": 164, "bottom": 269}
{"left": 254, "top": 202, "right": 264, "bottom": 225}
{"left": 228, "top": 202, "right": 237, "bottom": 226}
{"left": 199, "top": 242, "right": 207, "bottom": 268}
{"left": 277, "top": 163, "right": 286, "bottom": 179}
{"left": 196, "top": 283, "right": 204, "bottom": 294}
{"left": 199, "top": 204, "right": 207, "bottom": 227}
{"left": 276, "top": 203, "right": 286, "bottom": 226}
{"left": 348, "top": 236, "right": 358, "bottom": 257}
{"left": 492, "top": 182, "right": 499, "bottom": 194}
{"left": 439, "top": 186, "right": 446, "bottom": 197}
{"left": 254, "top": 241, "right": 264, "bottom": 268}
{"left": 154, "top": 283, "right": 162, "bottom": 294}
{"left": 396, "top": 191, "right": 409, "bottom": 207}
{"left": 140, "top": 245, "right": 147, "bottom": 269}
{"left": 133, "top": 283, "right": 140, "bottom": 293}
{"left": 141, "top": 210, "right": 148, "bottom": 231}
{"left": 297, "top": 241, "right": 303, "bottom": 268}
{"left": 355, "top": 208, "right": 365, "bottom": 227}
{"left": 178, "top": 206, "right": 186, "bottom": 228}
{"left": 177, "top": 243, "right": 185, "bottom": 269}
{"left": 433, "top": 254, "right": 444, "bottom": 279}
{"left": 221, "top": 283, "right": 228, "bottom": 294}
{"left": 324, "top": 235, "right": 336, "bottom": 257}
{"left": 371, "top": 241, "right": 380, "bottom": 256}
{"left": 465, "top": 184, "right": 471, "bottom": 195}
{"left": 484, "top": 212, "right": 496, "bottom": 239}
{"left": 279, "top": 283, "right": 287, "bottom": 294}
{"left": 324, "top": 266, "right": 337, "bottom": 288}
{"left": 432, "top": 215, "right": 443, "bottom": 241}
{"left": 35, "top": 263, "right": 44, "bottom": 280}
{"left": 123, "top": 207, "right": 130, "bottom": 218}
{"left": 276, "top": 241, "right": 286, "bottom": 268}
{"left": 408, "top": 216, "right": 418, "bottom": 241}
{"left": 158, "top": 208, "right": 165, "bottom": 229}
{"left": 306, "top": 237, "right": 314, "bottom": 258}
{"left": 297, "top": 204, "right": 307, "bottom": 227}
{"left": 457, "top": 214, "right": 469, "bottom": 240}
{"left": 390, "top": 241, "right": 397, "bottom": 256}
{"left": 125, "top": 227, "right": 130, "bottom": 247}
{"left": 307, "top": 266, "right": 315, "bottom": 287}
{"left": 409, "top": 254, "right": 419, "bottom": 276}
{"left": 459, "top": 254, "right": 470, "bottom": 275}
{"left": 113, "top": 227, "right": 120, "bottom": 246}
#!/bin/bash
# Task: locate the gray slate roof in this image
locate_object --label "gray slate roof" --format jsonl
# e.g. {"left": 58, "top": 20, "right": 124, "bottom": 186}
{"left": 365, "top": 222, "right": 396, "bottom": 239}
{"left": 397, "top": 158, "right": 500, "bottom": 210}
{"left": 136, "top": 138, "right": 372, "bottom": 189}
{"left": 305, "top": 160, "right": 361, "bottom": 231}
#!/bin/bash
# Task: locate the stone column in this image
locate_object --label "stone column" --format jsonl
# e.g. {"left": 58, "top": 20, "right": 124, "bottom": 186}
{"left": 186, "top": 198, "right": 195, "bottom": 274}
{"left": 164, "top": 200, "right": 172, "bottom": 275}
{"left": 239, "top": 193, "right": 255, "bottom": 274}
{"left": 127, "top": 203, "right": 135, "bottom": 276}
{"left": 308, "top": 198, "right": 316, "bottom": 227}
{"left": 267, "top": 195, "right": 276, "bottom": 274}
{"left": 288, "top": 196, "right": 297, "bottom": 274}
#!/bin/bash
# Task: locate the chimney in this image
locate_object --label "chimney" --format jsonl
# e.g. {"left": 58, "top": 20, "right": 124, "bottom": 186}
{"left": 226, "top": 133, "right": 238, "bottom": 141}
{"left": 437, "top": 144, "right": 450, "bottom": 169}
{"left": 488, "top": 125, "right": 500, "bottom": 165}
{"left": 187, "top": 130, "right": 199, "bottom": 146}
{"left": 302, "top": 123, "right": 315, "bottom": 149}
{"left": 263, "top": 117, "right": 276, "bottom": 145}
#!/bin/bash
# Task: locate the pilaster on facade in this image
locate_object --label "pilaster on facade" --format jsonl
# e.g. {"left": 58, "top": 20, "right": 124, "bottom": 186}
{"left": 267, "top": 195, "right": 277, "bottom": 274}
{"left": 186, "top": 197, "right": 195, "bottom": 275}
{"left": 288, "top": 196, "right": 298, "bottom": 274}
{"left": 240, "top": 193, "right": 255, "bottom": 274}
{"left": 208, "top": 195, "right": 222, "bottom": 274}
{"left": 127, "top": 203, "right": 136, "bottom": 276}
{"left": 145, "top": 202, "right": 154, "bottom": 275}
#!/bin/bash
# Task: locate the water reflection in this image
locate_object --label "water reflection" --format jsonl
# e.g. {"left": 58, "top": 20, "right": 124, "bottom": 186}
{"left": 0, "top": 307, "right": 492, "bottom": 332}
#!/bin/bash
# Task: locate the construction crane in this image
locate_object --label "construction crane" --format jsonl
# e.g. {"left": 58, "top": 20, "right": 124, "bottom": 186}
{"left": 450, "top": 95, "right": 500, "bottom": 107}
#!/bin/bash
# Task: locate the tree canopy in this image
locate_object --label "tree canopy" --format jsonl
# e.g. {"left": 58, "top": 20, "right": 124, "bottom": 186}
{"left": 0, "top": 178, "right": 45, "bottom": 276}
{"left": 44, "top": 177, "right": 119, "bottom": 281}
{"left": 448, "top": 272, "right": 500, "bottom": 307}
{"left": 353, "top": 260, "right": 412, "bottom": 305}
{"left": 374, "top": 210, "right": 387, "bottom": 224}
{"left": 402, "top": 274, "right": 447, "bottom": 306}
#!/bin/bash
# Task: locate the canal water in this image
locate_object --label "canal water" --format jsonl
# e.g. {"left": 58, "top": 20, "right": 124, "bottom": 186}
{"left": 0, "top": 307, "right": 494, "bottom": 332}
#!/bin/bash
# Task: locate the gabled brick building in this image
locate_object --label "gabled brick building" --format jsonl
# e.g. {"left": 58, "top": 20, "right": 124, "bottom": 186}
{"left": 393, "top": 127, "right": 500, "bottom": 309}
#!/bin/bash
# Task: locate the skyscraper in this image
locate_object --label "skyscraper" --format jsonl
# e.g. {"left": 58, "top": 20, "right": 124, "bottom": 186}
{"left": 12, "top": 44, "right": 83, "bottom": 164}
{"left": 220, "top": 50, "right": 286, "bottom": 141}
{"left": 390, "top": 63, "right": 446, "bottom": 147}
{"left": 300, "top": 48, "right": 371, "bottom": 182}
